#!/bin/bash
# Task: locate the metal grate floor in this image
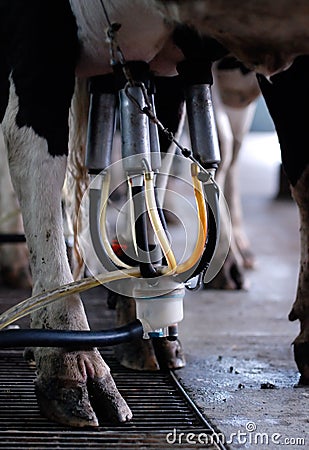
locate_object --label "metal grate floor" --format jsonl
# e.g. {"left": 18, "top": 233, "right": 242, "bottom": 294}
{"left": 0, "top": 349, "right": 227, "bottom": 449}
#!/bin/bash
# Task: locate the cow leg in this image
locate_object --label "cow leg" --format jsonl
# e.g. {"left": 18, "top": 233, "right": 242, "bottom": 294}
{"left": 206, "top": 63, "right": 259, "bottom": 289}
{"left": 289, "top": 167, "right": 309, "bottom": 384}
{"left": 207, "top": 78, "right": 246, "bottom": 289}
{"left": 2, "top": 81, "right": 132, "bottom": 427}
{"left": 223, "top": 101, "right": 257, "bottom": 269}
{"left": 258, "top": 56, "right": 309, "bottom": 384}
{"left": 0, "top": 128, "right": 31, "bottom": 288}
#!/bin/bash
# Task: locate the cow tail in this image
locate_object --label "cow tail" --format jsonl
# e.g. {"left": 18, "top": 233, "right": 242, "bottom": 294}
{"left": 67, "top": 77, "right": 90, "bottom": 280}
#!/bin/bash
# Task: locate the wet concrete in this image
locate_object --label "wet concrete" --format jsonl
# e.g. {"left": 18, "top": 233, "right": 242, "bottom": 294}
{"left": 173, "top": 132, "right": 308, "bottom": 449}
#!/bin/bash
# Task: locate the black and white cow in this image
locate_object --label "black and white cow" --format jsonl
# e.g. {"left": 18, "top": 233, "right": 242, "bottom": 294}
{"left": 0, "top": 0, "right": 308, "bottom": 428}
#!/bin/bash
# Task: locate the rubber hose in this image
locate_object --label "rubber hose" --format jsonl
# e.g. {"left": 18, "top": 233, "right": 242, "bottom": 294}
{"left": 0, "top": 320, "right": 143, "bottom": 348}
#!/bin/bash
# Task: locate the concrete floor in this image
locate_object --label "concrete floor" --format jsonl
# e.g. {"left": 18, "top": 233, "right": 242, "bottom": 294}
{"left": 0, "top": 131, "right": 307, "bottom": 448}
{"left": 173, "top": 132, "right": 308, "bottom": 449}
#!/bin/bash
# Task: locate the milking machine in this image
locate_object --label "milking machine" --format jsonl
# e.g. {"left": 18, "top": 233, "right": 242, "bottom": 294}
{"left": 0, "top": 56, "right": 224, "bottom": 348}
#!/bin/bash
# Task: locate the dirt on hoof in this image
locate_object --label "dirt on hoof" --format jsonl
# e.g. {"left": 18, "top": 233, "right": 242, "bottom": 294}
{"left": 87, "top": 376, "right": 133, "bottom": 423}
{"left": 35, "top": 378, "right": 99, "bottom": 427}
{"left": 33, "top": 348, "right": 132, "bottom": 427}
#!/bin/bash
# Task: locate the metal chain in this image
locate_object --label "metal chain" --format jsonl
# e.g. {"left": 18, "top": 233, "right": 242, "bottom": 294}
{"left": 99, "top": 0, "right": 135, "bottom": 84}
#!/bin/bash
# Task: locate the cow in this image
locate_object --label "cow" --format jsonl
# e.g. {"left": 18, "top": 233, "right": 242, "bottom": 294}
{"left": 0, "top": 57, "right": 260, "bottom": 290}
{"left": 0, "top": 129, "right": 31, "bottom": 288}
{"left": 0, "top": 0, "right": 308, "bottom": 428}
{"left": 209, "top": 58, "right": 260, "bottom": 289}
{"left": 166, "top": 0, "right": 309, "bottom": 384}
{"left": 0, "top": 0, "right": 194, "bottom": 428}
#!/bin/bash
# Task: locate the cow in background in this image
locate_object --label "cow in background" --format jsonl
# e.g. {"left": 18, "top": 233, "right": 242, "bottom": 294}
{"left": 211, "top": 58, "right": 260, "bottom": 289}
{"left": 0, "top": 135, "right": 29, "bottom": 288}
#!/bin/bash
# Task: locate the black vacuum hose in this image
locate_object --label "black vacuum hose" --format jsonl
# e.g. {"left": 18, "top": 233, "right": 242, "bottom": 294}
{"left": 0, "top": 320, "right": 143, "bottom": 348}
{"left": 0, "top": 234, "right": 26, "bottom": 243}
{"left": 132, "top": 185, "right": 158, "bottom": 278}
{"left": 187, "top": 205, "right": 217, "bottom": 280}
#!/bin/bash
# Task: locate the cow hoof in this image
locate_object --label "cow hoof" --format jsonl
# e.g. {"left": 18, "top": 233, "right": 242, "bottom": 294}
{"left": 293, "top": 342, "right": 309, "bottom": 385}
{"left": 35, "top": 378, "right": 99, "bottom": 427}
{"left": 87, "top": 376, "right": 133, "bottom": 423}
{"left": 34, "top": 349, "right": 132, "bottom": 427}
{"left": 152, "top": 337, "right": 186, "bottom": 370}
{"left": 23, "top": 347, "right": 36, "bottom": 368}
{"left": 203, "top": 248, "right": 247, "bottom": 290}
{"left": 114, "top": 337, "right": 186, "bottom": 371}
{"left": 114, "top": 338, "right": 160, "bottom": 371}
{"left": 234, "top": 236, "right": 256, "bottom": 270}
{"left": 204, "top": 261, "right": 246, "bottom": 290}
{"left": 239, "top": 248, "right": 256, "bottom": 270}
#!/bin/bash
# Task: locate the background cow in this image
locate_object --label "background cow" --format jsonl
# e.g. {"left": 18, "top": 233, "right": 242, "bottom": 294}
{"left": 0, "top": 131, "right": 31, "bottom": 288}
{"left": 210, "top": 58, "right": 260, "bottom": 289}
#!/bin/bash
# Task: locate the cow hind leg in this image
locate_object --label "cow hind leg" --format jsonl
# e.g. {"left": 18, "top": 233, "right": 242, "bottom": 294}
{"left": 207, "top": 84, "right": 246, "bottom": 289}
{"left": 223, "top": 102, "right": 257, "bottom": 270}
{"left": 2, "top": 82, "right": 132, "bottom": 427}
{"left": 207, "top": 65, "right": 259, "bottom": 290}
{"left": 258, "top": 56, "right": 309, "bottom": 384}
{"left": 289, "top": 167, "right": 309, "bottom": 385}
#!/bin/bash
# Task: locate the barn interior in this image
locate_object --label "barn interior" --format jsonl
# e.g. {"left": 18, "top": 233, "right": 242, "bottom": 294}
{"left": 0, "top": 101, "right": 307, "bottom": 449}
